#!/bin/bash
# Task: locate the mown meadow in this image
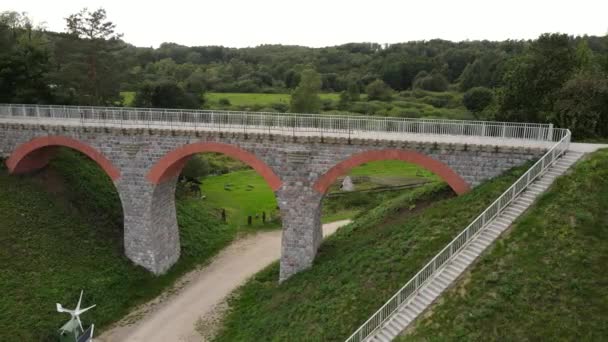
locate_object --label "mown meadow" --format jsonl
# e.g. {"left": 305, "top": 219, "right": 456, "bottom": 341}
{"left": 120, "top": 90, "right": 471, "bottom": 120}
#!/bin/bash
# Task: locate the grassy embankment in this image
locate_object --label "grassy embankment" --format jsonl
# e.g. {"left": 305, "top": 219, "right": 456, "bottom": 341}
{"left": 0, "top": 150, "right": 233, "bottom": 340}
{"left": 399, "top": 149, "right": 608, "bottom": 341}
{"left": 213, "top": 163, "right": 530, "bottom": 341}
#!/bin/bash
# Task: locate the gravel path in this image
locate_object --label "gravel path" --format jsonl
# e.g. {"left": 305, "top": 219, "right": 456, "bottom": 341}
{"left": 98, "top": 220, "right": 351, "bottom": 342}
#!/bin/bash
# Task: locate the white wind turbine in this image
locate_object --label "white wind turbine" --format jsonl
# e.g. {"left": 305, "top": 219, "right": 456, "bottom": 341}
{"left": 56, "top": 290, "right": 96, "bottom": 333}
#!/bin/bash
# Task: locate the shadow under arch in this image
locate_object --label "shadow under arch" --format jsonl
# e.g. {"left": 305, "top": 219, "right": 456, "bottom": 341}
{"left": 313, "top": 149, "right": 471, "bottom": 195}
{"left": 146, "top": 142, "right": 282, "bottom": 190}
{"left": 6, "top": 135, "right": 121, "bottom": 180}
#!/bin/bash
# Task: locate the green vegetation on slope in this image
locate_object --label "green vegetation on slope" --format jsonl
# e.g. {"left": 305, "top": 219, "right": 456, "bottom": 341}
{"left": 213, "top": 164, "right": 530, "bottom": 341}
{"left": 399, "top": 149, "right": 608, "bottom": 341}
{"left": 0, "top": 150, "right": 233, "bottom": 340}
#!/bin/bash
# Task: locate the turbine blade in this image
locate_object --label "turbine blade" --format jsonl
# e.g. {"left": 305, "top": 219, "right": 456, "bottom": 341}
{"left": 77, "top": 315, "right": 84, "bottom": 332}
{"left": 56, "top": 303, "right": 63, "bottom": 312}
{"left": 77, "top": 290, "right": 84, "bottom": 311}
{"left": 77, "top": 304, "right": 96, "bottom": 314}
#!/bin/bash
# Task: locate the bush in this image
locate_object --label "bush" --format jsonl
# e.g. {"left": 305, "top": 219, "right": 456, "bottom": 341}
{"left": 181, "top": 155, "right": 210, "bottom": 182}
{"left": 413, "top": 71, "right": 449, "bottom": 92}
{"left": 365, "top": 79, "right": 393, "bottom": 101}
{"left": 134, "top": 80, "right": 202, "bottom": 109}
{"left": 420, "top": 96, "right": 449, "bottom": 108}
{"left": 554, "top": 76, "right": 608, "bottom": 139}
{"left": 463, "top": 87, "right": 494, "bottom": 115}
{"left": 321, "top": 98, "right": 336, "bottom": 111}
{"left": 270, "top": 102, "right": 289, "bottom": 112}
{"left": 218, "top": 98, "right": 231, "bottom": 106}
{"left": 349, "top": 101, "right": 388, "bottom": 115}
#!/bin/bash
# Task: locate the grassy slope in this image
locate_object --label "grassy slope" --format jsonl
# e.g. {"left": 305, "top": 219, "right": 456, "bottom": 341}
{"left": 0, "top": 150, "right": 233, "bottom": 340}
{"left": 213, "top": 164, "right": 529, "bottom": 341}
{"left": 400, "top": 149, "right": 608, "bottom": 341}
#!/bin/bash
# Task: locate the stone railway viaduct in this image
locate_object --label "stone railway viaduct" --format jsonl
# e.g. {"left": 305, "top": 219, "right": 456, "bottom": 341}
{"left": 0, "top": 106, "right": 548, "bottom": 281}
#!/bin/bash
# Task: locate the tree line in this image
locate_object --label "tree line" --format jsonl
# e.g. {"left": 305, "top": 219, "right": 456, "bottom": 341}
{"left": 1, "top": 9, "right": 607, "bottom": 139}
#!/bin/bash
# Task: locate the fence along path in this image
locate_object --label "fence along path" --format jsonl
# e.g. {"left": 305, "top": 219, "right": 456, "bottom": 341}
{"left": 0, "top": 104, "right": 557, "bottom": 148}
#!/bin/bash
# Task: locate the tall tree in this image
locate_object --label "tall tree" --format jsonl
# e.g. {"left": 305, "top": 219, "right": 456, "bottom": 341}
{"left": 290, "top": 68, "right": 321, "bottom": 113}
{"left": 497, "top": 33, "right": 577, "bottom": 122}
{"left": 0, "top": 11, "right": 53, "bottom": 104}
{"left": 61, "top": 8, "right": 125, "bottom": 105}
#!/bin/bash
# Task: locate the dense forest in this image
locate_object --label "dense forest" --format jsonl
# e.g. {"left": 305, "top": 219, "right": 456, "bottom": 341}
{"left": 1, "top": 9, "right": 607, "bottom": 138}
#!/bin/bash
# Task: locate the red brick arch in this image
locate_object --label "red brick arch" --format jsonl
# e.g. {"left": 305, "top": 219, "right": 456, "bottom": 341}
{"left": 6, "top": 136, "right": 120, "bottom": 180}
{"left": 313, "top": 149, "right": 470, "bottom": 195}
{"left": 146, "top": 142, "right": 282, "bottom": 191}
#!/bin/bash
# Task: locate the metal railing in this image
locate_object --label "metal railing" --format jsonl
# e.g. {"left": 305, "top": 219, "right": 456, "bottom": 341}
{"left": 0, "top": 104, "right": 557, "bottom": 141}
{"left": 345, "top": 129, "right": 571, "bottom": 342}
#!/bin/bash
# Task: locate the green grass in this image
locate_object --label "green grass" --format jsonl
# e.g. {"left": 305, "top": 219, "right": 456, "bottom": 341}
{"left": 206, "top": 92, "right": 290, "bottom": 108}
{"left": 213, "top": 163, "right": 530, "bottom": 341}
{"left": 203, "top": 92, "right": 341, "bottom": 109}
{"left": 120, "top": 90, "right": 467, "bottom": 120}
{"left": 0, "top": 150, "right": 234, "bottom": 340}
{"left": 200, "top": 169, "right": 281, "bottom": 231}
{"left": 348, "top": 160, "right": 438, "bottom": 179}
{"left": 399, "top": 149, "right": 608, "bottom": 341}
{"left": 198, "top": 160, "right": 436, "bottom": 230}
{"left": 121, "top": 91, "right": 340, "bottom": 110}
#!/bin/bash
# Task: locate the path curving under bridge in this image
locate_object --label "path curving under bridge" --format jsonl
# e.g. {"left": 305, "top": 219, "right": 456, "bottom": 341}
{"left": 98, "top": 220, "right": 351, "bottom": 342}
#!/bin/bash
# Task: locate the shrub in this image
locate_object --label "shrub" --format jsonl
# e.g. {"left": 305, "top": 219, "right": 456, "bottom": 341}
{"left": 181, "top": 155, "right": 210, "bottom": 182}
{"left": 463, "top": 87, "right": 494, "bottom": 115}
{"left": 321, "top": 98, "right": 336, "bottom": 111}
{"left": 554, "top": 76, "right": 608, "bottom": 139}
{"left": 365, "top": 79, "right": 393, "bottom": 101}
{"left": 270, "top": 102, "right": 289, "bottom": 112}
{"left": 218, "top": 98, "right": 231, "bottom": 106}
{"left": 413, "top": 71, "right": 449, "bottom": 92}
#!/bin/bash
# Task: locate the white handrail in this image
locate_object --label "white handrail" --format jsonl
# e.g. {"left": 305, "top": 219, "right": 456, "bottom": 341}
{"left": 345, "top": 129, "right": 571, "bottom": 342}
{"left": 0, "top": 104, "right": 558, "bottom": 142}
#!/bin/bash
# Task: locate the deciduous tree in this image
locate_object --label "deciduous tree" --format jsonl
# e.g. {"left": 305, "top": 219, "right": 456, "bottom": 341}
{"left": 290, "top": 68, "right": 322, "bottom": 113}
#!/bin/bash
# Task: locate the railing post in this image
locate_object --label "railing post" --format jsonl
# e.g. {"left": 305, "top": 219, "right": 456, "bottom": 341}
{"left": 548, "top": 123, "right": 554, "bottom": 141}
{"left": 501, "top": 123, "right": 506, "bottom": 138}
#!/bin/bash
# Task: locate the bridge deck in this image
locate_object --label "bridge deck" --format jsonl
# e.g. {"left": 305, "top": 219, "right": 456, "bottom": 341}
{"left": 0, "top": 117, "right": 554, "bottom": 150}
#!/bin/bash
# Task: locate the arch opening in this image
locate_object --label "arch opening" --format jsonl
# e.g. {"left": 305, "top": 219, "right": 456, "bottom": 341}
{"left": 314, "top": 149, "right": 470, "bottom": 196}
{"left": 147, "top": 142, "right": 282, "bottom": 191}
{"left": 148, "top": 142, "right": 283, "bottom": 232}
{"left": 4, "top": 136, "right": 125, "bottom": 248}
{"left": 6, "top": 136, "right": 120, "bottom": 180}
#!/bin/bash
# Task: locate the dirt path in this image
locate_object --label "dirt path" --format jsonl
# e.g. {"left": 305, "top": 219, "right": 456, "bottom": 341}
{"left": 98, "top": 220, "right": 351, "bottom": 342}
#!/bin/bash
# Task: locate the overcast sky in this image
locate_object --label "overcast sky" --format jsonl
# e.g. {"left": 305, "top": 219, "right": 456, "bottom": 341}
{"left": 4, "top": 0, "right": 608, "bottom": 48}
